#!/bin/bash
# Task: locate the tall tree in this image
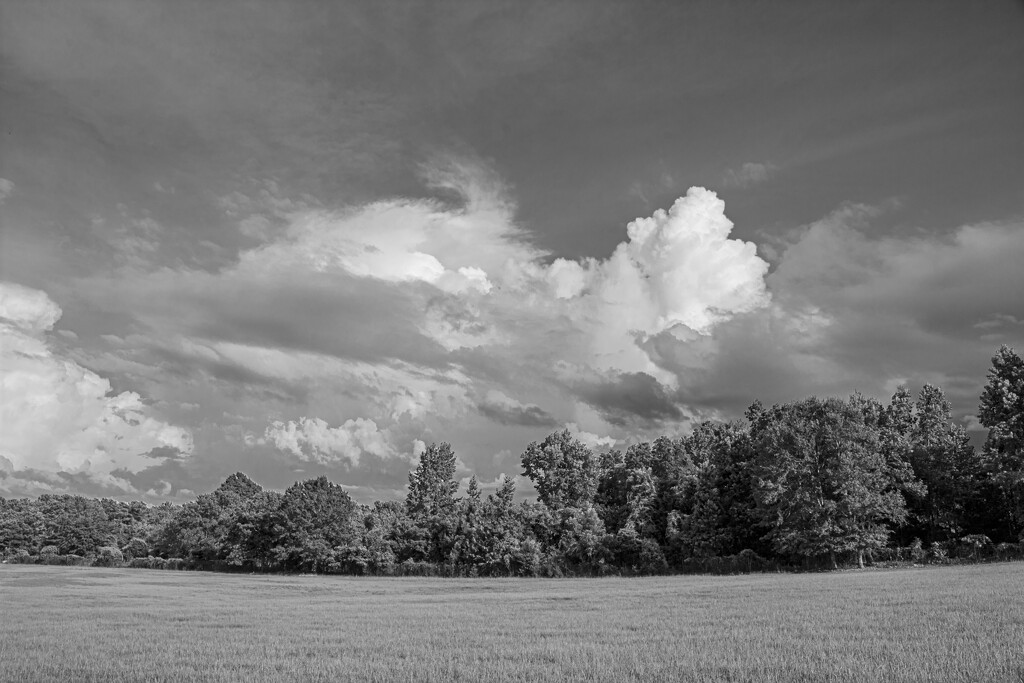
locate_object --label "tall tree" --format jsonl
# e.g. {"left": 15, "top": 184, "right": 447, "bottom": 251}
{"left": 751, "top": 397, "right": 913, "bottom": 568}
{"left": 272, "top": 476, "right": 356, "bottom": 573}
{"left": 521, "top": 429, "right": 600, "bottom": 510}
{"left": 978, "top": 345, "right": 1024, "bottom": 540}
{"left": 402, "top": 442, "right": 460, "bottom": 564}
{"left": 406, "top": 442, "right": 459, "bottom": 517}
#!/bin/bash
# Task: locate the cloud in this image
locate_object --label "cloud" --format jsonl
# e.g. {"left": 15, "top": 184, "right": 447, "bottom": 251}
{"left": 64, "top": 167, "right": 773, "bottom": 484}
{"left": 261, "top": 416, "right": 398, "bottom": 466}
{"left": 477, "top": 390, "right": 559, "bottom": 428}
{"left": 722, "top": 162, "right": 777, "bottom": 188}
{"left": 664, "top": 206, "right": 1024, "bottom": 424}
{"left": 0, "top": 280, "right": 62, "bottom": 332}
{"left": 564, "top": 423, "right": 616, "bottom": 450}
{"left": 545, "top": 187, "right": 770, "bottom": 384}
{"left": 0, "top": 282, "right": 192, "bottom": 489}
{"left": 573, "top": 371, "right": 684, "bottom": 427}
{"left": 0, "top": 178, "right": 14, "bottom": 204}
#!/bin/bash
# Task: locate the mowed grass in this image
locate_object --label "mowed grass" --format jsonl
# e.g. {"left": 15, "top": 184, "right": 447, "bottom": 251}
{"left": 1, "top": 564, "right": 1022, "bottom": 682}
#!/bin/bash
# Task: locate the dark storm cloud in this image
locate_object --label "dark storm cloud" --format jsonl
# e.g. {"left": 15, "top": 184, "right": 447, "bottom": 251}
{"left": 477, "top": 395, "right": 559, "bottom": 429}
{"left": 572, "top": 372, "right": 684, "bottom": 428}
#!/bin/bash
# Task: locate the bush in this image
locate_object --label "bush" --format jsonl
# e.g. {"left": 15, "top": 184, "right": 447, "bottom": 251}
{"left": 165, "top": 558, "right": 186, "bottom": 570}
{"left": 395, "top": 559, "right": 439, "bottom": 577}
{"left": 122, "top": 538, "right": 149, "bottom": 561}
{"left": 94, "top": 546, "right": 124, "bottom": 567}
{"left": 956, "top": 535, "right": 992, "bottom": 560}
{"left": 13, "top": 549, "right": 35, "bottom": 564}
{"left": 929, "top": 543, "right": 949, "bottom": 563}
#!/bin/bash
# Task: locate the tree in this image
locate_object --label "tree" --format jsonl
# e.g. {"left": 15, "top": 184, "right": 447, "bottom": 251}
{"left": 904, "top": 385, "right": 981, "bottom": 544}
{"left": 272, "top": 476, "right": 357, "bottom": 572}
{"left": 751, "top": 397, "right": 913, "bottom": 568}
{"left": 978, "top": 345, "right": 1024, "bottom": 539}
{"left": 223, "top": 490, "right": 283, "bottom": 569}
{"left": 406, "top": 443, "right": 459, "bottom": 517}
{"left": 521, "top": 429, "right": 600, "bottom": 510}
{"left": 401, "top": 442, "right": 461, "bottom": 565}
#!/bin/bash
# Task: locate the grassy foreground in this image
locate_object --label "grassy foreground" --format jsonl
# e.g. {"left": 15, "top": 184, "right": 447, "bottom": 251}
{"left": 1, "top": 564, "right": 1022, "bottom": 682}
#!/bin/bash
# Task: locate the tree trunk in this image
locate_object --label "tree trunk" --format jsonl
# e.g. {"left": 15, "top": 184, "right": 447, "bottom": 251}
{"left": 857, "top": 550, "right": 864, "bottom": 568}
{"left": 828, "top": 550, "right": 837, "bottom": 570}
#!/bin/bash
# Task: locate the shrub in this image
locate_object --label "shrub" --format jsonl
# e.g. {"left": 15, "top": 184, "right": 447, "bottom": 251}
{"left": 94, "top": 546, "right": 124, "bottom": 567}
{"left": 396, "top": 559, "right": 439, "bottom": 577}
{"left": 122, "top": 538, "right": 149, "bottom": 561}
{"left": 909, "top": 538, "right": 927, "bottom": 564}
{"left": 13, "top": 549, "right": 35, "bottom": 564}
{"left": 165, "top": 558, "right": 185, "bottom": 570}
{"left": 956, "top": 535, "right": 992, "bottom": 560}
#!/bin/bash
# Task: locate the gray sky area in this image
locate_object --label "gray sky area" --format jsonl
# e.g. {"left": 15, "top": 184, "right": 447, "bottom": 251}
{"left": 1, "top": 0, "right": 1022, "bottom": 501}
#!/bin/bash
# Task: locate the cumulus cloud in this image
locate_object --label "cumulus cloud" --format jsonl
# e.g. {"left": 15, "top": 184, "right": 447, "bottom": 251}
{"left": 544, "top": 187, "right": 770, "bottom": 384}
{"left": 262, "top": 416, "right": 397, "bottom": 466}
{"left": 722, "top": 162, "right": 777, "bottom": 188}
{"left": 67, "top": 167, "right": 773, "bottom": 481}
{"left": 663, "top": 206, "right": 1024, "bottom": 424}
{"left": 0, "top": 282, "right": 192, "bottom": 487}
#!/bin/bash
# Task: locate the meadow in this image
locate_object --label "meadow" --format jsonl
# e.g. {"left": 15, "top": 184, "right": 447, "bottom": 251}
{"left": 1, "top": 563, "right": 1022, "bottom": 682}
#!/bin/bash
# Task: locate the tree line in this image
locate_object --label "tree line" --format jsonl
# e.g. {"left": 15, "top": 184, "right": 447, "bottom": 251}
{"left": 2, "top": 346, "right": 1022, "bottom": 575}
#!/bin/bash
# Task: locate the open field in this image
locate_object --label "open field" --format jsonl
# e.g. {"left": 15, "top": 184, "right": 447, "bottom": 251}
{"left": 1, "top": 564, "right": 1022, "bottom": 682}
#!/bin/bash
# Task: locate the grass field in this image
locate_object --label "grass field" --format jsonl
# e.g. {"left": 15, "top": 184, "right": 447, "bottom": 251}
{"left": 1, "top": 563, "right": 1022, "bottom": 682}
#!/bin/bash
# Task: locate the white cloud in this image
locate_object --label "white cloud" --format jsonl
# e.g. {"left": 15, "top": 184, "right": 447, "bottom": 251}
{"left": 722, "top": 162, "right": 777, "bottom": 188}
{"left": 564, "top": 422, "right": 616, "bottom": 450}
{"left": 0, "top": 178, "right": 14, "bottom": 204}
{"left": 67, "top": 163, "right": 773, "bottom": 490}
{"left": 0, "top": 281, "right": 62, "bottom": 332}
{"left": 0, "top": 282, "right": 192, "bottom": 483}
{"left": 262, "top": 416, "right": 396, "bottom": 466}
{"left": 547, "top": 187, "right": 770, "bottom": 384}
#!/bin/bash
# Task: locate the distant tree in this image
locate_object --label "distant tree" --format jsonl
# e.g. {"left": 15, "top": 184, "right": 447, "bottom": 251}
{"left": 751, "top": 397, "right": 913, "bottom": 568}
{"left": 451, "top": 476, "right": 486, "bottom": 570}
{"left": 223, "top": 490, "right": 283, "bottom": 569}
{"left": 666, "top": 420, "right": 762, "bottom": 562}
{"left": 271, "top": 476, "right": 357, "bottom": 573}
{"left": 340, "top": 501, "right": 400, "bottom": 575}
{"left": 402, "top": 443, "right": 461, "bottom": 565}
{"left": 521, "top": 429, "right": 600, "bottom": 510}
{"left": 37, "top": 495, "right": 112, "bottom": 556}
{"left": 904, "top": 385, "right": 982, "bottom": 544}
{"left": 0, "top": 498, "right": 45, "bottom": 554}
{"left": 978, "top": 345, "right": 1024, "bottom": 539}
{"left": 406, "top": 443, "right": 459, "bottom": 517}
{"left": 215, "top": 472, "right": 263, "bottom": 507}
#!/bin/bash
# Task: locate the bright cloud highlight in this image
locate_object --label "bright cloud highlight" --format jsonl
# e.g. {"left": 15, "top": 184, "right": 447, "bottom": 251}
{"left": 0, "top": 282, "right": 193, "bottom": 486}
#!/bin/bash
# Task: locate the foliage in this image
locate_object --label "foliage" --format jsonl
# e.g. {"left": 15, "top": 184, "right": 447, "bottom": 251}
{"left": 979, "top": 345, "right": 1024, "bottom": 539}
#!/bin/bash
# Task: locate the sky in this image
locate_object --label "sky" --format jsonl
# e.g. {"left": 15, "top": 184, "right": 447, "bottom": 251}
{"left": 1, "top": 0, "right": 1023, "bottom": 502}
